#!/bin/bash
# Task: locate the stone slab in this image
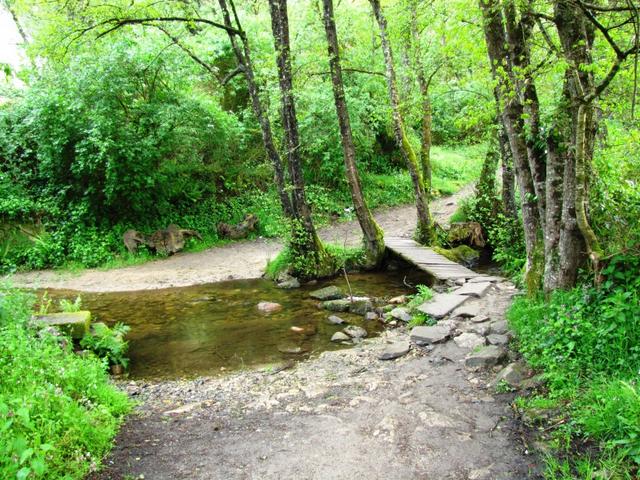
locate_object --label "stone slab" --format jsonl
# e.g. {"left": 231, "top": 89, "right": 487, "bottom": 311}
{"left": 465, "top": 346, "right": 506, "bottom": 369}
{"left": 410, "top": 325, "right": 452, "bottom": 345}
{"left": 452, "top": 303, "right": 480, "bottom": 318}
{"left": 417, "top": 293, "right": 468, "bottom": 319}
{"left": 33, "top": 311, "right": 91, "bottom": 339}
{"left": 468, "top": 276, "right": 501, "bottom": 283}
{"left": 378, "top": 341, "right": 411, "bottom": 360}
{"left": 454, "top": 282, "right": 492, "bottom": 298}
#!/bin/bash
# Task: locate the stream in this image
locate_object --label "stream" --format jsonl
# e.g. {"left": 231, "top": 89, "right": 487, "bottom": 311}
{"left": 42, "top": 268, "right": 430, "bottom": 379}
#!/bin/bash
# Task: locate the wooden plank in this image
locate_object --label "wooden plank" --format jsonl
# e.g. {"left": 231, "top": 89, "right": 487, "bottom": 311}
{"left": 385, "top": 236, "right": 482, "bottom": 280}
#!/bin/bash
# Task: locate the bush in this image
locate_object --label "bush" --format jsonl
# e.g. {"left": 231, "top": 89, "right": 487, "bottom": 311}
{"left": 0, "top": 287, "right": 130, "bottom": 479}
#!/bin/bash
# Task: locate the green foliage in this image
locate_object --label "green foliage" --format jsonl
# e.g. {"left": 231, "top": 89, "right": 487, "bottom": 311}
{"left": 0, "top": 287, "right": 130, "bottom": 479}
{"left": 405, "top": 285, "right": 435, "bottom": 326}
{"left": 81, "top": 323, "right": 131, "bottom": 369}
{"left": 508, "top": 255, "right": 640, "bottom": 475}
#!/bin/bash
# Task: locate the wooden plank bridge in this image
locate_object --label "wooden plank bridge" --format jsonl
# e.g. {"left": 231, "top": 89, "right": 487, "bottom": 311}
{"left": 385, "top": 236, "right": 483, "bottom": 281}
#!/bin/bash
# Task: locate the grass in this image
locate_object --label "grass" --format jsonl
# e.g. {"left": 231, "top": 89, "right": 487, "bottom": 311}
{"left": 0, "top": 286, "right": 131, "bottom": 479}
{"left": 507, "top": 254, "right": 640, "bottom": 478}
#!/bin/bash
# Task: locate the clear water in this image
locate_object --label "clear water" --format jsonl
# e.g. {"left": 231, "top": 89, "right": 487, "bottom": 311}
{"left": 41, "top": 269, "right": 430, "bottom": 379}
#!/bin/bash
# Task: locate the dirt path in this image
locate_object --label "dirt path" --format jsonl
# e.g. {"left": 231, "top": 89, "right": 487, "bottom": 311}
{"left": 90, "top": 281, "right": 541, "bottom": 480}
{"left": 8, "top": 187, "right": 469, "bottom": 292}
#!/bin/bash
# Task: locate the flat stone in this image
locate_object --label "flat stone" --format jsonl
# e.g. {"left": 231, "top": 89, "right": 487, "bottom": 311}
{"left": 487, "top": 333, "right": 509, "bottom": 345}
{"left": 343, "top": 325, "right": 367, "bottom": 339}
{"left": 417, "top": 293, "right": 468, "bottom": 319}
{"left": 321, "top": 299, "right": 351, "bottom": 312}
{"left": 454, "top": 282, "right": 492, "bottom": 298}
{"left": 491, "top": 362, "right": 528, "bottom": 389}
{"left": 257, "top": 301, "right": 282, "bottom": 313}
{"left": 349, "top": 300, "right": 373, "bottom": 316}
{"left": 410, "top": 325, "right": 452, "bottom": 345}
{"left": 310, "top": 285, "right": 343, "bottom": 300}
{"left": 365, "top": 312, "right": 379, "bottom": 321}
{"left": 33, "top": 311, "right": 91, "bottom": 339}
{"left": 327, "top": 315, "right": 346, "bottom": 325}
{"left": 465, "top": 345, "right": 507, "bottom": 369}
{"left": 471, "top": 314, "right": 490, "bottom": 323}
{"left": 452, "top": 303, "right": 480, "bottom": 318}
{"left": 331, "top": 331, "right": 350, "bottom": 342}
{"left": 378, "top": 341, "right": 411, "bottom": 360}
{"left": 490, "top": 320, "right": 509, "bottom": 334}
{"left": 389, "top": 307, "right": 412, "bottom": 322}
{"left": 454, "top": 278, "right": 466, "bottom": 286}
{"left": 468, "top": 276, "right": 501, "bottom": 283}
{"left": 454, "top": 332, "right": 486, "bottom": 349}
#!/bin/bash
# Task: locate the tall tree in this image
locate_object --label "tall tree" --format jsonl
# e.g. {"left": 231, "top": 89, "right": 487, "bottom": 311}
{"left": 369, "top": 0, "right": 435, "bottom": 245}
{"left": 268, "top": 0, "right": 332, "bottom": 276}
{"left": 320, "top": 0, "right": 385, "bottom": 268}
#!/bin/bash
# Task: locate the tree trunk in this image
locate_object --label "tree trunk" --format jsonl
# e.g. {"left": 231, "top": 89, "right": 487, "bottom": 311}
{"left": 498, "top": 118, "right": 517, "bottom": 219}
{"left": 479, "top": 0, "right": 542, "bottom": 291}
{"left": 369, "top": 0, "right": 435, "bottom": 245}
{"left": 321, "top": 0, "right": 385, "bottom": 268}
{"left": 218, "top": 0, "right": 293, "bottom": 218}
{"left": 268, "top": 0, "right": 330, "bottom": 276}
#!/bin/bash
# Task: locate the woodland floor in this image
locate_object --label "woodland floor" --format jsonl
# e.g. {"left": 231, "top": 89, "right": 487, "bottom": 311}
{"left": 9, "top": 186, "right": 471, "bottom": 292}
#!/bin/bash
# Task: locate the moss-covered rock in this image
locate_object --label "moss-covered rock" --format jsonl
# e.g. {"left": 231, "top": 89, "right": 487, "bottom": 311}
{"left": 33, "top": 311, "right": 91, "bottom": 339}
{"left": 433, "top": 245, "right": 479, "bottom": 265}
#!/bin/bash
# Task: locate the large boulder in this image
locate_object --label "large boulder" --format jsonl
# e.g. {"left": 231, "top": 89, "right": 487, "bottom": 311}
{"left": 217, "top": 214, "right": 259, "bottom": 240}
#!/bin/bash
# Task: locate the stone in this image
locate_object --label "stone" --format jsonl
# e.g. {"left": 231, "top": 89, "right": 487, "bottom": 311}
{"left": 388, "top": 295, "right": 407, "bottom": 304}
{"left": 331, "top": 331, "right": 350, "bottom": 342}
{"left": 417, "top": 293, "right": 468, "bottom": 319}
{"left": 454, "top": 282, "right": 492, "bottom": 298}
{"left": 471, "top": 314, "right": 490, "bottom": 323}
{"left": 326, "top": 315, "right": 346, "bottom": 325}
{"left": 378, "top": 341, "right": 411, "bottom": 360}
{"left": 487, "top": 333, "right": 509, "bottom": 346}
{"left": 309, "top": 285, "right": 344, "bottom": 301}
{"left": 365, "top": 312, "right": 379, "bottom": 321}
{"left": 452, "top": 303, "right": 480, "bottom": 318}
{"left": 490, "top": 320, "right": 509, "bottom": 334}
{"left": 454, "top": 278, "right": 466, "bottom": 286}
{"left": 465, "top": 346, "right": 507, "bottom": 369}
{"left": 348, "top": 299, "right": 373, "bottom": 316}
{"left": 277, "top": 277, "right": 300, "bottom": 289}
{"left": 321, "top": 299, "right": 351, "bottom": 312}
{"left": 454, "top": 332, "right": 486, "bottom": 350}
{"left": 343, "top": 325, "right": 367, "bottom": 339}
{"left": 389, "top": 307, "right": 412, "bottom": 322}
{"left": 277, "top": 344, "right": 309, "bottom": 354}
{"left": 290, "top": 326, "right": 304, "bottom": 333}
{"left": 410, "top": 325, "right": 452, "bottom": 345}
{"left": 32, "top": 311, "right": 91, "bottom": 339}
{"left": 465, "top": 321, "right": 491, "bottom": 336}
{"left": 468, "top": 276, "right": 501, "bottom": 283}
{"left": 257, "top": 301, "right": 282, "bottom": 313}
{"left": 491, "top": 362, "right": 528, "bottom": 389}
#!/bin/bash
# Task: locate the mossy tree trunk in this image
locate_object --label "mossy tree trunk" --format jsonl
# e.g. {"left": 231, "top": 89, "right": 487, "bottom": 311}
{"left": 369, "top": 0, "right": 435, "bottom": 245}
{"left": 321, "top": 0, "right": 385, "bottom": 268}
{"left": 267, "top": 0, "right": 332, "bottom": 277}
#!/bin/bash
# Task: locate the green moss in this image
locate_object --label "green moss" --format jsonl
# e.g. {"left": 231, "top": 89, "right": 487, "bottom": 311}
{"left": 433, "top": 245, "right": 479, "bottom": 264}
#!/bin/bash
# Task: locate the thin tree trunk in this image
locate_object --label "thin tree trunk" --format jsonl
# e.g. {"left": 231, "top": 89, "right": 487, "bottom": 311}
{"left": 218, "top": 0, "right": 293, "bottom": 218}
{"left": 499, "top": 118, "right": 517, "bottom": 219}
{"left": 369, "top": 0, "right": 435, "bottom": 245}
{"left": 268, "top": 0, "right": 330, "bottom": 275}
{"left": 321, "top": 0, "right": 385, "bottom": 268}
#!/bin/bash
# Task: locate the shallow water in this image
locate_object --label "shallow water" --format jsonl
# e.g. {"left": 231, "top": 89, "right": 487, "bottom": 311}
{"left": 41, "top": 269, "right": 430, "bottom": 379}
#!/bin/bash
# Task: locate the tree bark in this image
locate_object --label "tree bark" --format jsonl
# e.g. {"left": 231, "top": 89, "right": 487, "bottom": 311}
{"left": 268, "top": 0, "right": 329, "bottom": 275}
{"left": 498, "top": 118, "right": 517, "bottom": 219}
{"left": 321, "top": 0, "right": 385, "bottom": 268}
{"left": 369, "top": 0, "right": 435, "bottom": 245}
{"left": 218, "top": 0, "right": 293, "bottom": 218}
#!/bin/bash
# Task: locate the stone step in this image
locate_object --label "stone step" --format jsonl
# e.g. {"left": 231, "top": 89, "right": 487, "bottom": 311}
{"left": 453, "top": 282, "right": 492, "bottom": 298}
{"left": 33, "top": 311, "right": 91, "bottom": 339}
{"left": 417, "top": 293, "right": 468, "bottom": 319}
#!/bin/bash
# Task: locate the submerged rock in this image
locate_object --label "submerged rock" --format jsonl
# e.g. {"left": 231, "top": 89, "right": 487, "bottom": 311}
{"left": 257, "top": 301, "right": 283, "bottom": 313}
{"left": 310, "top": 285, "right": 343, "bottom": 301}
{"left": 277, "top": 344, "right": 309, "bottom": 354}
{"left": 321, "top": 299, "right": 351, "bottom": 312}
{"left": 277, "top": 277, "right": 301, "bottom": 289}
{"left": 326, "top": 315, "right": 346, "bottom": 325}
{"left": 365, "top": 312, "right": 379, "bottom": 321}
